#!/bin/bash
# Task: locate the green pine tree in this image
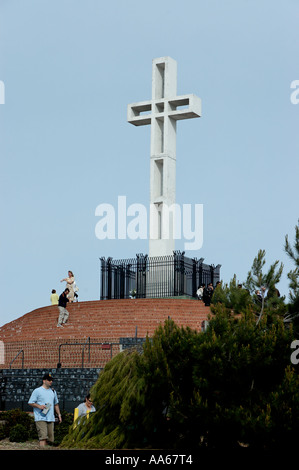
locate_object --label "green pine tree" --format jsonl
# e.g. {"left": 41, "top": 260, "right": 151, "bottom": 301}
{"left": 244, "top": 249, "right": 285, "bottom": 324}
{"left": 61, "top": 224, "right": 299, "bottom": 450}
{"left": 61, "top": 315, "right": 299, "bottom": 450}
{"left": 284, "top": 220, "right": 299, "bottom": 329}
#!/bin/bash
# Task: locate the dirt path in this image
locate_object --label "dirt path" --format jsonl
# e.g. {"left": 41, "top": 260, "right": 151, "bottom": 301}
{"left": 0, "top": 438, "right": 62, "bottom": 450}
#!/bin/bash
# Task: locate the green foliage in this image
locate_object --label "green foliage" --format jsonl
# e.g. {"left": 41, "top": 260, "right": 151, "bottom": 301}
{"left": 245, "top": 249, "right": 283, "bottom": 295}
{"left": 285, "top": 220, "right": 299, "bottom": 330}
{"left": 61, "top": 349, "right": 143, "bottom": 449}
{"left": 61, "top": 313, "right": 299, "bottom": 450}
{"left": 211, "top": 250, "right": 287, "bottom": 326}
{"left": 0, "top": 408, "right": 72, "bottom": 445}
{"left": 61, "top": 226, "right": 299, "bottom": 450}
{"left": 53, "top": 410, "right": 74, "bottom": 446}
{"left": 9, "top": 424, "right": 29, "bottom": 442}
{"left": 0, "top": 409, "right": 36, "bottom": 440}
{"left": 0, "top": 423, "right": 6, "bottom": 440}
{"left": 211, "top": 275, "right": 252, "bottom": 314}
{"left": 189, "top": 309, "right": 298, "bottom": 449}
{"left": 244, "top": 249, "right": 286, "bottom": 324}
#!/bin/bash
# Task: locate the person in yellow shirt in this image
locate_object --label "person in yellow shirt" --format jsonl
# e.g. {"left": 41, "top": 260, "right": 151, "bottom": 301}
{"left": 50, "top": 289, "right": 59, "bottom": 305}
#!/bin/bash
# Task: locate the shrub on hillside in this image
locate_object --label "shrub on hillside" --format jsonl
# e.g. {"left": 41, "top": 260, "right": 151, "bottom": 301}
{"left": 9, "top": 423, "right": 29, "bottom": 442}
{"left": 61, "top": 312, "right": 299, "bottom": 450}
{"left": 53, "top": 410, "right": 74, "bottom": 446}
{"left": 0, "top": 409, "right": 36, "bottom": 440}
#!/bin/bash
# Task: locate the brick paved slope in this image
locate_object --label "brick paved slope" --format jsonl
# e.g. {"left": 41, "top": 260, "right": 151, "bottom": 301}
{"left": 0, "top": 299, "right": 211, "bottom": 368}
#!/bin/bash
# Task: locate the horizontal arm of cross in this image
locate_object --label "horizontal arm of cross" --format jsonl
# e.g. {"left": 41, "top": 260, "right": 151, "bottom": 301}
{"left": 127, "top": 100, "right": 152, "bottom": 126}
{"left": 127, "top": 94, "right": 201, "bottom": 127}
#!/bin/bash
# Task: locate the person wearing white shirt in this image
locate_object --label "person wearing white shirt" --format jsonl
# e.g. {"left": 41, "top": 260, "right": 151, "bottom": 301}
{"left": 28, "top": 373, "right": 62, "bottom": 447}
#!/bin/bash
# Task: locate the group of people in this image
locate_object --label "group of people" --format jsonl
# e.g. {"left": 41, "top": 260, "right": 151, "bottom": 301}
{"left": 196, "top": 282, "right": 219, "bottom": 306}
{"left": 50, "top": 271, "right": 79, "bottom": 327}
{"left": 197, "top": 282, "right": 280, "bottom": 308}
{"left": 28, "top": 372, "right": 95, "bottom": 447}
{"left": 255, "top": 286, "right": 280, "bottom": 303}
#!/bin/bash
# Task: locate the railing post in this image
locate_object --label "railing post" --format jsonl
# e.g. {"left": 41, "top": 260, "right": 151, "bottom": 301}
{"left": 174, "top": 251, "right": 179, "bottom": 296}
{"left": 173, "top": 251, "right": 185, "bottom": 296}
{"left": 107, "top": 257, "right": 113, "bottom": 299}
{"left": 9, "top": 350, "right": 24, "bottom": 369}
{"left": 136, "top": 253, "right": 147, "bottom": 298}
{"left": 180, "top": 252, "right": 186, "bottom": 295}
{"left": 119, "top": 264, "right": 125, "bottom": 299}
{"left": 212, "top": 264, "right": 222, "bottom": 286}
{"left": 198, "top": 257, "right": 204, "bottom": 288}
{"left": 125, "top": 263, "right": 134, "bottom": 298}
{"left": 100, "top": 257, "right": 106, "bottom": 300}
{"left": 192, "top": 258, "right": 197, "bottom": 297}
{"left": 100, "top": 257, "right": 111, "bottom": 300}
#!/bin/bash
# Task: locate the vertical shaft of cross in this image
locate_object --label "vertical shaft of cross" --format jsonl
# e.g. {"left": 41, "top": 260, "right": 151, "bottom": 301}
{"left": 127, "top": 56, "right": 201, "bottom": 258}
{"left": 150, "top": 57, "right": 177, "bottom": 257}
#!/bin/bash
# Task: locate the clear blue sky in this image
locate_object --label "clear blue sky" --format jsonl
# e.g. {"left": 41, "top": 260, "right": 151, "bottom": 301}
{"left": 0, "top": 0, "right": 298, "bottom": 327}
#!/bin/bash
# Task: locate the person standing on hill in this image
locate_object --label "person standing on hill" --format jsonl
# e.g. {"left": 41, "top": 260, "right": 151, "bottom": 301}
{"left": 50, "top": 289, "right": 59, "bottom": 305}
{"left": 203, "top": 283, "right": 214, "bottom": 306}
{"left": 57, "top": 288, "right": 70, "bottom": 327}
{"left": 61, "top": 270, "right": 75, "bottom": 302}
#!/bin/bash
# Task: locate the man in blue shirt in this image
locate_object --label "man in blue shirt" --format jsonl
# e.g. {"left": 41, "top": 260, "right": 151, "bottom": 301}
{"left": 28, "top": 372, "right": 62, "bottom": 447}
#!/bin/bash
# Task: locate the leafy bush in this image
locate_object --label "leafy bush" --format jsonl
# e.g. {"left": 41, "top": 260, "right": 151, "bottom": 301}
{"left": 0, "top": 424, "right": 6, "bottom": 440}
{"left": 61, "top": 312, "right": 299, "bottom": 450}
{"left": 0, "top": 409, "right": 36, "bottom": 440}
{"left": 9, "top": 423, "right": 29, "bottom": 442}
{"left": 53, "top": 410, "right": 74, "bottom": 446}
{"left": 0, "top": 409, "right": 74, "bottom": 445}
{"left": 61, "top": 226, "right": 299, "bottom": 450}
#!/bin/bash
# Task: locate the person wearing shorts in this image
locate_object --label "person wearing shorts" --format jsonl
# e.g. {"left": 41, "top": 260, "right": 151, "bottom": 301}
{"left": 28, "top": 372, "right": 62, "bottom": 447}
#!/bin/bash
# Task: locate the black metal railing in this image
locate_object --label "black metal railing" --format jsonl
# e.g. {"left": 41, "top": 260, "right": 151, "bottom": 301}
{"left": 100, "top": 251, "right": 221, "bottom": 300}
{"left": 9, "top": 349, "right": 24, "bottom": 369}
{"left": 57, "top": 337, "right": 146, "bottom": 368}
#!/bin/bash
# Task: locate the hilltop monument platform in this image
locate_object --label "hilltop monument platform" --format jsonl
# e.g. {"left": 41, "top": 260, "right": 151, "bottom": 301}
{"left": 0, "top": 298, "right": 211, "bottom": 370}
{"left": 0, "top": 57, "right": 219, "bottom": 411}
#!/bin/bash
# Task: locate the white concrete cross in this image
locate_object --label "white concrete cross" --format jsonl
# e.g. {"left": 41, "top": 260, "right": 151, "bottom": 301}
{"left": 127, "top": 57, "right": 201, "bottom": 257}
